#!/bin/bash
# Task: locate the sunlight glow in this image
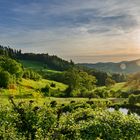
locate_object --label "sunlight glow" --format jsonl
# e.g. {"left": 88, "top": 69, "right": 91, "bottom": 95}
{"left": 120, "top": 63, "right": 126, "bottom": 70}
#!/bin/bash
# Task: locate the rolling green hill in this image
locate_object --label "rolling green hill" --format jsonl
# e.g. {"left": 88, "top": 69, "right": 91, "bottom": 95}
{"left": 20, "top": 60, "right": 45, "bottom": 70}
{"left": 20, "top": 60, "right": 62, "bottom": 74}
{"left": 0, "top": 78, "right": 68, "bottom": 99}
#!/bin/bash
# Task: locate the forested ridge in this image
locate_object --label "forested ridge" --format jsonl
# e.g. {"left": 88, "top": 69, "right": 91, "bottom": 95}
{"left": 0, "top": 45, "right": 73, "bottom": 71}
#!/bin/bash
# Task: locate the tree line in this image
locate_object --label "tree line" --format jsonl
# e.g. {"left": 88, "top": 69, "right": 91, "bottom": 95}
{"left": 0, "top": 45, "right": 73, "bottom": 71}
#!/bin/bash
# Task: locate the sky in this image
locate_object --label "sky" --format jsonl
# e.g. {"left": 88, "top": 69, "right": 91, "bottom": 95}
{"left": 0, "top": 0, "right": 140, "bottom": 63}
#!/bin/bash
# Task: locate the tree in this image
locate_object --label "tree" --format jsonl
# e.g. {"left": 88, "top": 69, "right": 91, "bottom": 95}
{"left": 129, "top": 94, "right": 137, "bottom": 105}
{"left": 79, "top": 71, "right": 96, "bottom": 90}
{"left": 126, "top": 72, "right": 140, "bottom": 89}
{"left": 0, "top": 71, "right": 11, "bottom": 88}
{"left": 63, "top": 68, "right": 97, "bottom": 97}
{"left": 64, "top": 68, "right": 80, "bottom": 90}
{"left": 89, "top": 70, "right": 108, "bottom": 86}
{"left": 105, "top": 77, "right": 116, "bottom": 87}
{"left": 23, "top": 69, "right": 42, "bottom": 81}
{"left": 112, "top": 73, "right": 126, "bottom": 83}
{"left": 0, "top": 57, "right": 23, "bottom": 80}
{"left": 94, "top": 88, "right": 109, "bottom": 98}
{"left": 128, "top": 94, "right": 140, "bottom": 105}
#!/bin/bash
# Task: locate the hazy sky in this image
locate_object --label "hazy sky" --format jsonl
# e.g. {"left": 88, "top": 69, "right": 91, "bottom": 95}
{"left": 0, "top": 0, "right": 140, "bottom": 63}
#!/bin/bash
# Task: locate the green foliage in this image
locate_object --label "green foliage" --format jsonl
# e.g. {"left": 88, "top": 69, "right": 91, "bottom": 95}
{"left": 41, "top": 85, "right": 50, "bottom": 96}
{"left": 0, "top": 56, "right": 23, "bottom": 88}
{"left": 0, "top": 45, "right": 73, "bottom": 71}
{"left": 50, "top": 83, "right": 56, "bottom": 87}
{"left": 64, "top": 68, "right": 80, "bottom": 89}
{"left": 126, "top": 72, "right": 140, "bottom": 89}
{"left": 128, "top": 94, "right": 140, "bottom": 105}
{"left": 20, "top": 60, "right": 45, "bottom": 70}
{"left": 8, "top": 97, "right": 57, "bottom": 139}
{"left": 112, "top": 73, "right": 127, "bottom": 83}
{"left": 0, "top": 71, "right": 12, "bottom": 88}
{"left": 79, "top": 71, "right": 97, "bottom": 90}
{"left": 0, "top": 56, "right": 23, "bottom": 80}
{"left": 50, "top": 100, "right": 57, "bottom": 107}
{"left": 64, "top": 86, "right": 73, "bottom": 97}
{"left": 0, "top": 99, "right": 140, "bottom": 140}
{"left": 105, "top": 77, "right": 116, "bottom": 87}
{"left": 57, "top": 108, "right": 140, "bottom": 140}
{"left": 63, "top": 68, "right": 97, "bottom": 97}
{"left": 86, "top": 69, "right": 108, "bottom": 86}
{"left": 2, "top": 58, "right": 23, "bottom": 79}
{"left": 23, "top": 69, "right": 41, "bottom": 81}
{"left": 94, "top": 88, "right": 110, "bottom": 98}
{"left": 18, "top": 53, "right": 73, "bottom": 71}
{"left": 43, "top": 71, "right": 64, "bottom": 82}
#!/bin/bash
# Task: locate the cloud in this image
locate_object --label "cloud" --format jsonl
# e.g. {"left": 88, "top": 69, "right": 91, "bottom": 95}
{"left": 0, "top": 0, "right": 140, "bottom": 62}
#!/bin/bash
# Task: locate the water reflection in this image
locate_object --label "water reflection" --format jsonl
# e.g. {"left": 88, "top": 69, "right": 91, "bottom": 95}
{"left": 108, "top": 107, "right": 140, "bottom": 116}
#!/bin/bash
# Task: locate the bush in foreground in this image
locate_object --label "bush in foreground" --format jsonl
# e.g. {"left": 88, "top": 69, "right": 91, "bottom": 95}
{"left": 0, "top": 99, "right": 139, "bottom": 140}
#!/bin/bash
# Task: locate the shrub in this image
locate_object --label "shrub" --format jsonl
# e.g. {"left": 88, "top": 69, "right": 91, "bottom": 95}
{"left": 58, "top": 108, "right": 140, "bottom": 140}
{"left": 23, "top": 69, "right": 41, "bottom": 81}
{"left": 50, "top": 83, "right": 56, "bottom": 87}
{"left": 50, "top": 101, "right": 57, "bottom": 107}
{"left": 94, "top": 88, "right": 109, "bottom": 98}
{"left": 0, "top": 99, "right": 139, "bottom": 140}
{"left": 41, "top": 85, "right": 50, "bottom": 96}
{"left": 0, "top": 71, "right": 12, "bottom": 88}
{"left": 129, "top": 94, "right": 140, "bottom": 105}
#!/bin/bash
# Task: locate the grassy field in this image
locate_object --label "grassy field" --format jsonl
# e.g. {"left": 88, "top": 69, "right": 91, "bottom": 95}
{"left": 110, "top": 82, "right": 129, "bottom": 91}
{"left": 20, "top": 60, "right": 45, "bottom": 69}
{"left": 0, "top": 78, "right": 68, "bottom": 104}
{"left": 19, "top": 60, "right": 130, "bottom": 93}
{"left": 0, "top": 77, "right": 129, "bottom": 107}
{"left": 96, "top": 82, "right": 129, "bottom": 92}
{"left": 0, "top": 95, "right": 112, "bottom": 106}
{"left": 20, "top": 60, "right": 63, "bottom": 77}
{"left": 20, "top": 79, "right": 67, "bottom": 91}
{"left": 0, "top": 78, "right": 116, "bottom": 106}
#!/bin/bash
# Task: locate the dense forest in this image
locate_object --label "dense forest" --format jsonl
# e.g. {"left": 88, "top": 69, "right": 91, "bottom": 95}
{"left": 0, "top": 45, "right": 73, "bottom": 71}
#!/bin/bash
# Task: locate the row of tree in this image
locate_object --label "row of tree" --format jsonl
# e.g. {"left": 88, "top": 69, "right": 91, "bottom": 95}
{"left": 0, "top": 45, "right": 73, "bottom": 71}
{"left": 79, "top": 66, "right": 127, "bottom": 86}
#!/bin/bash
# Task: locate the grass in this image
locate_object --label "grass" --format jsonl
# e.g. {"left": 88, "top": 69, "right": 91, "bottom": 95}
{"left": 0, "top": 79, "right": 130, "bottom": 107}
{"left": 42, "top": 69, "right": 62, "bottom": 73}
{"left": 0, "top": 95, "right": 110, "bottom": 106}
{"left": 20, "top": 60, "right": 45, "bottom": 70}
{"left": 20, "top": 79, "right": 67, "bottom": 91}
{"left": 20, "top": 60, "right": 62, "bottom": 74}
{"left": 96, "top": 82, "right": 129, "bottom": 92}
{"left": 0, "top": 77, "right": 112, "bottom": 106}
{"left": 110, "top": 82, "right": 129, "bottom": 92}
{"left": 0, "top": 78, "right": 68, "bottom": 102}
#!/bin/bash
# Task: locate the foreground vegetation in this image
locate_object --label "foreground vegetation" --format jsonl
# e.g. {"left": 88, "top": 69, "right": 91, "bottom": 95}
{"left": 0, "top": 97, "right": 139, "bottom": 140}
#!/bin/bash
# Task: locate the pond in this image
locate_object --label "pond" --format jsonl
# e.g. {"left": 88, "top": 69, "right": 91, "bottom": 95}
{"left": 108, "top": 107, "right": 140, "bottom": 117}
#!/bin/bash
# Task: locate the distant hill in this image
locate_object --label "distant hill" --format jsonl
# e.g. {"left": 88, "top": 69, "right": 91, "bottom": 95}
{"left": 78, "top": 59, "right": 140, "bottom": 73}
{"left": 0, "top": 45, "right": 74, "bottom": 71}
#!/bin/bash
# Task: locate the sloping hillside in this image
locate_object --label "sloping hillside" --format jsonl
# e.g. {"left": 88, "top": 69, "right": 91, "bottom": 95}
{"left": 78, "top": 59, "right": 140, "bottom": 73}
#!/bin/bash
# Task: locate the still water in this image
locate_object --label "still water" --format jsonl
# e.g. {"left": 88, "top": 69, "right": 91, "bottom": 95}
{"left": 108, "top": 107, "right": 139, "bottom": 116}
